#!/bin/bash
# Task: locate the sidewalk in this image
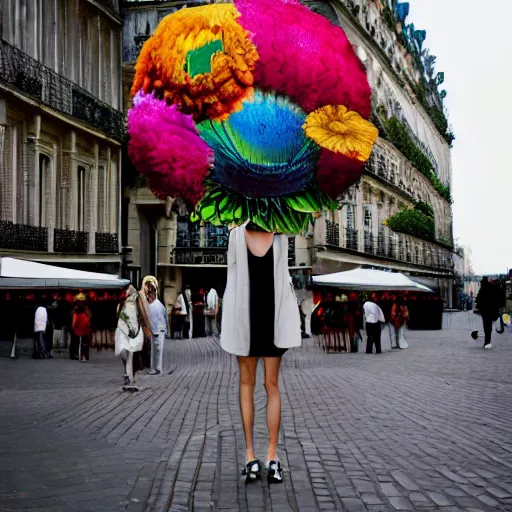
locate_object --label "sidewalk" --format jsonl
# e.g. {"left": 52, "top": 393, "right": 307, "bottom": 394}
{"left": 1, "top": 313, "right": 512, "bottom": 511}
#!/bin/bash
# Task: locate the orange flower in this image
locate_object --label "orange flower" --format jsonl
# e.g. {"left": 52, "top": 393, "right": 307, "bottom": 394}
{"left": 131, "top": 4, "right": 259, "bottom": 122}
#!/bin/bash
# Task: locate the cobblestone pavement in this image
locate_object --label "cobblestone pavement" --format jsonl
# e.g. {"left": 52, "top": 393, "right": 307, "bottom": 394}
{"left": 1, "top": 312, "right": 512, "bottom": 512}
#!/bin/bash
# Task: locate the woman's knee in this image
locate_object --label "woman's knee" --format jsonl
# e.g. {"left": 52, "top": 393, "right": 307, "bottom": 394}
{"left": 264, "top": 375, "right": 279, "bottom": 394}
{"left": 240, "top": 373, "right": 256, "bottom": 388}
{"left": 238, "top": 358, "right": 257, "bottom": 387}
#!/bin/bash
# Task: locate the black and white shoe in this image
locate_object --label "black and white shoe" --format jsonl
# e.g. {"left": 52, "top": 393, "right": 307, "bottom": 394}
{"left": 266, "top": 460, "right": 283, "bottom": 484}
{"left": 242, "top": 460, "right": 261, "bottom": 483}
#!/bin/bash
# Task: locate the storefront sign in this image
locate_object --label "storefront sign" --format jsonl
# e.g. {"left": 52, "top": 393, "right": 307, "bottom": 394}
{"left": 173, "top": 249, "right": 227, "bottom": 266}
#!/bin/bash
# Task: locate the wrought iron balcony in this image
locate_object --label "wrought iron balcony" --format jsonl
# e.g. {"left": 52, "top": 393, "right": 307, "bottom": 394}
{"left": 0, "top": 220, "right": 48, "bottom": 251}
{"left": 54, "top": 229, "right": 88, "bottom": 254}
{"left": 176, "top": 223, "right": 228, "bottom": 249}
{"left": 0, "top": 39, "right": 124, "bottom": 139}
{"left": 364, "top": 231, "right": 375, "bottom": 255}
{"left": 320, "top": 221, "right": 452, "bottom": 273}
{"left": 345, "top": 228, "right": 359, "bottom": 251}
{"left": 325, "top": 220, "right": 340, "bottom": 246}
{"left": 95, "top": 232, "right": 119, "bottom": 254}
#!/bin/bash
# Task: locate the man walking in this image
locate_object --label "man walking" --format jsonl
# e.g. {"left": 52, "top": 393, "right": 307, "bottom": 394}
{"left": 33, "top": 303, "right": 49, "bottom": 359}
{"left": 205, "top": 287, "right": 219, "bottom": 337}
{"left": 148, "top": 285, "right": 169, "bottom": 374}
{"left": 363, "top": 295, "right": 385, "bottom": 354}
{"left": 476, "top": 277, "right": 500, "bottom": 349}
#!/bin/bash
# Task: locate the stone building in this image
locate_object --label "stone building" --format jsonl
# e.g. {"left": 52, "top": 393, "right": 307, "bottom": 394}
{"left": 121, "top": 0, "right": 454, "bottom": 309}
{"left": 0, "top": 0, "right": 124, "bottom": 274}
{"left": 308, "top": 0, "right": 455, "bottom": 305}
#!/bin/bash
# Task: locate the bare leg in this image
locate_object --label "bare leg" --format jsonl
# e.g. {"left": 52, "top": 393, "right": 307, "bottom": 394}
{"left": 263, "top": 356, "right": 283, "bottom": 462}
{"left": 126, "top": 351, "right": 134, "bottom": 384}
{"left": 237, "top": 356, "right": 259, "bottom": 462}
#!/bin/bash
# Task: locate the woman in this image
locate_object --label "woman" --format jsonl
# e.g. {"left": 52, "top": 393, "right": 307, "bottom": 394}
{"left": 221, "top": 221, "right": 301, "bottom": 484}
{"left": 115, "top": 285, "right": 145, "bottom": 385}
{"left": 390, "top": 297, "right": 410, "bottom": 349}
{"left": 172, "top": 290, "right": 188, "bottom": 339}
{"left": 70, "top": 303, "right": 92, "bottom": 361}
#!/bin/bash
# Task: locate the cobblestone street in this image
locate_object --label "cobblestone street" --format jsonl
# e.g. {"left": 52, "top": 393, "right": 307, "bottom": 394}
{"left": 1, "top": 313, "right": 512, "bottom": 512}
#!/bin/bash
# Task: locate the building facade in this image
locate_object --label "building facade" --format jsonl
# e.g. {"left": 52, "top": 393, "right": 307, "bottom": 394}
{"left": 121, "top": 0, "right": 454, "bottom": 309}
{"left": 308, "top": 0, "right": 454, "bottom": 305}
{"left": 0, "top": 0, "right": 124, "bottom": 274}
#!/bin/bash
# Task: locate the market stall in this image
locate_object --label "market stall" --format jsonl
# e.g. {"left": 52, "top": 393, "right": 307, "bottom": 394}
{"left": 312, "top": 269, "right": 432, "bottom": 292}
{"left": 0, "top": 258, "right": 130, "bottom": 356}
{"left": 308, "top": 269, "right": 441, "bottom": 352}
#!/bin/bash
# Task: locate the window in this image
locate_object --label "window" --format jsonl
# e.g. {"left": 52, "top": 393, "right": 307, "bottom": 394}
{"left": 0, "top": 126, "right": 13, "bottom": 221}
{"left": 77, "top": 166, "right": 87, "bottom": 231}
{"left": 97, "top": 165, "right": 106, "bottom": 232}
{"left": 38, "top": 154, "right": 51, "bottom": 227}
{"left": 363, "top": 205, "right": 372, "bottom": 231}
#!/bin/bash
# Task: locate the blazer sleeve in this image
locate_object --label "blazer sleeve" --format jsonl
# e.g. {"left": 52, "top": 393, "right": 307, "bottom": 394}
{"left": 228, "top": 227, "right": 237, "bottom": 265}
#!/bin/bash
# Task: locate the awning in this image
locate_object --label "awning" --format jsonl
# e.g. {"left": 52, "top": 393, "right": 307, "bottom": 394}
{"left": 0, "top": 257, "right": 130, "bottom": 289}
{"left": 312, "top": 268, "right": 433, "bottom": 292}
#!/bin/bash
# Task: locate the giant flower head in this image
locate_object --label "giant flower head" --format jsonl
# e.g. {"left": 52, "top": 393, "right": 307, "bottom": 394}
{"left": 128, "top": 0, "right": 378, "bottom": 234}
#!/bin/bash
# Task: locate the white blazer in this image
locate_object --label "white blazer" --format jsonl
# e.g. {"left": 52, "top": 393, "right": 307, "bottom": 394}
{"left": 220, "top": 225, "right": 301, "bottom": 356}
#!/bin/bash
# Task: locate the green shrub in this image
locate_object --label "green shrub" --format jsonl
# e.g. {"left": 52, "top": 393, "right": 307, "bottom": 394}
{"left": 380, "top": 114, "right": 452, "bottom": 203}
{"left": 386, "top": 208, "right": 435, "bottom": 241}
{"left": 414, "top": 201, "right": 434, "bottom": 219}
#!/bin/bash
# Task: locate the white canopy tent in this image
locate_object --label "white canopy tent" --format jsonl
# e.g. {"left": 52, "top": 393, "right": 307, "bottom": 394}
{"left": 312, "top": 268, "right": 433, "bottom": 292}
{"left": 0, "top": 257, "right": 130, "bottom": 289}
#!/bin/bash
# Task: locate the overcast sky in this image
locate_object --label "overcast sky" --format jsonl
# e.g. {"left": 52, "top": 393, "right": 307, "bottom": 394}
{"left": 408, "top": 0, "right": 512, "bottom": 275}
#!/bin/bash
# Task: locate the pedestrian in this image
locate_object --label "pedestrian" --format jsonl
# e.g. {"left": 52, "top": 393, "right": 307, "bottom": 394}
{"left": 204, "top": 287, "right": 219, "bottom": 337}
{"left": 221, "top": 222, "right": 301, "bottom": 484}
{"left": 33, "top": 303, "right": 49, "bottom": 359}
{"left": 363, "top": 294, "right": 385, "bottom": 354}
{"left": 115, "top": 285, "right": 144, "bottom": 386}
{"left": 390, "top": 296, "right": 410, "bottom": 349}
{"left": 184, "top": 285, "right": 193, "bottom": 338}
{"left": 476, "top": 277, "right": 500, "bottom": 349}
{"left": 147, "top": 284, "right": 168, "bottom": 375}
{"left": 70, "top": 302, "right": 92, "bottom": 361}
{"left": 172, "top": 290, "right": 188, "bottom": 339}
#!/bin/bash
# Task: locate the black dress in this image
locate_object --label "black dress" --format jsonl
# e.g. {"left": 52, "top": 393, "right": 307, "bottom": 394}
{"left": 247, "top": 246, "right": 287, "bottom": 357}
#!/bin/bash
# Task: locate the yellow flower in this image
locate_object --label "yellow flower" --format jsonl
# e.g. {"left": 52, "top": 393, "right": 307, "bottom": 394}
{"left": 303, "top": 105, "right": 378, "bottom": 162}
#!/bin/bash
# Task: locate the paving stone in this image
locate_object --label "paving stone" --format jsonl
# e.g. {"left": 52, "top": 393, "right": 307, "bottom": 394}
{"left": 391, "top": 471, "right": 420, "bottom": 492}
{"left": 361, "top": 493, "right": 384, "bottom": 505}
{"left": 477, "top": 494, "right": 500, "bottom": 507}
{"left": 427, "top": 492, "right": 453, "bottom": 507}
{"left": 341, "top": 498, "right": 367, "bottom": 511}
{"left": 380, "top": 482, "right": 403, "bottom": 497}
{"left": 388, "top": 496, "right": 415, "bottom": 510}
{"left": 486, "top": 486, "right": 512, "bottom": 499}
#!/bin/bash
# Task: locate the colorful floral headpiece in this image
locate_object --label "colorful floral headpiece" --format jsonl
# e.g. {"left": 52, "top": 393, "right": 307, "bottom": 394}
{"left": 128, "top": 0, "right": 378, "bottom": 234}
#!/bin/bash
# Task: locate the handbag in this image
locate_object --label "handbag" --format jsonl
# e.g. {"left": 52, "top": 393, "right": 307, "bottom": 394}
{"left": 203, "top": 308, "right": 216, "bottom": 317}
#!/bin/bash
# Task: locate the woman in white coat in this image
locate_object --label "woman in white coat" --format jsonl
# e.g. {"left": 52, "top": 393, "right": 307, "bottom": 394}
{"left": 221, "top": 222, "right": 301, "bottom": 484}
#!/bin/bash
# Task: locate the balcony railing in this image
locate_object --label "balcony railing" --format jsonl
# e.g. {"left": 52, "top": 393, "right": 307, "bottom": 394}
{"left": 95, "top": 232, "right": 119, "bottom": 254}
{"left": 325, "top": 220, "right": 340, "bottom": 246}
{"left": 0, "top": 220, "right": 48, "bottom": 251}
{"left": 176, "top": 223, "right": 228, "bottom": 249}
{"left": 0, "top": 39, "right": 124, "bottom": 139}
{"left": 322, "top": 221, "right": 453, "bottom": 272}
{"left": 364, "top": 231, "right": 374, "bottom": 255}
{"left": 54, "top": 229, "right": 89, "bottom": 253}
{"left": 345, "top": 228, "right": 359, "bottom": 252}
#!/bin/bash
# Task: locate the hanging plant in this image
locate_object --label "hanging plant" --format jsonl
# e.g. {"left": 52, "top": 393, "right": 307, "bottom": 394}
{"left": 386, "top": 207, "right": 435, "bottom": 241}
{"left": 378, "top": 112, "right": 452, "bottom": 203}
